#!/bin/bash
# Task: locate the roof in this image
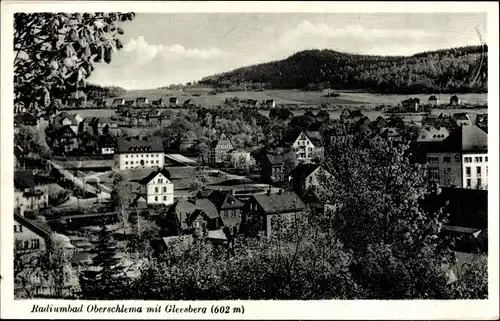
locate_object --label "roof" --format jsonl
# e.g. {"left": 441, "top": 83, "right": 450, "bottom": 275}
{"left": 14, "top": 213, "right": 52, "bottom": 240}
{"left": 290, "top": 163, "right": 321, "bottom": 181}
{"left": 417, "top": 126, "right": 449, "bottom": 142}
{"left": 138, "top": 168, "right": 172, "bottom": 185}
{"left": 452, "top": 113, "right": 470, "bottom": 121}
{"left": 162, "top": 235, "right": 194, "bottom": 251}
{"left": 14, "top": 170, "right": 35, "bottom": 189}
{"left": 450, "top": 95, "right": 459, "bottom": 101}
{"left": 252, "top": 191, "right": 306, "bottom": 214}
{"left": 207, "top": 229, "right": 227, "bottom": 241}
{"left": 169, "top": 97, "right": 178, "bottom": 103}
{"left": 265, "top": 153, "right": 286, "bottom": 165}
{"left": 136, "top": 97, "right": 148, "bottom": 103}
{"left": 193, "top": 198, "right": 219, "bottom": 219}
{"left": 99, "top": 135, "right": 116, "bottom": 148}
{"left": 52, "top": 112, "right": 79, "bottom": 129}
{"left": 438, "top": 125, "right": 487, "bottom": 153}
{"left": 429, "top": 95, "right": 438, "bottom": 100}
{"left": 307, "top": 122, "right": 325, "bottom": 132}
{"left": 350, "top": 110, "right": 364, "bottom": 118}
{"left": 207, "top": 190, "right": 244, "bottom": 210}
{"left": 116, "top": 136, "right": 164, "bottom": 153}
{"left": 211, "top": 132, "right": 233, "bottom": 149}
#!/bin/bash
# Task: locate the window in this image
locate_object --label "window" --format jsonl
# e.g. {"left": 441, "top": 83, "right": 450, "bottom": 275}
{"left": 476, "top": 166, "right": 482, "bottom": 177}
{"left": 428, "top": 167, "right": 439, "bottom": 180}
{"left": 162, "top": 187, "right": 167, "bottom": 193}
{"left": 24, "top": 241, "right": 29, "bottom": 249}
{"left": 466, "top": 166, "right": 471, "bottom": 177}
{"left": 486, "top": 166, "right": 488, "bottom": 175}
{"left": 31, "top": 239, "right": 40, "bottom": 249}
{"left": 485, "top": 156, "right": 488, "bottom": 162}
{"left": 477, "top": 178, "right": 482, "bottom": 187}
{"left": 466, "top": 179, "right": 471, "bottom": 188}
{"left": 163, "top": 196, "right": 167, "bottom": 201}
{"left": 443, "top": 156, "right": 451, "bottom": 163}
{"left": 146, "top": 154, "right": 149, "bottom": 158}
{"left": 155, "top": 196, "right": 158, "bottom": 201}
{"left": 125, "top": 161, "right": 128, "bottom": 165}
{"left": 464, "top": 157, "right": 472, "bottom": 163}
{"left": 427, "top": 156, "right": 439, "bottom": 163}
{"left": 156, "top": 160, "right": 159, "bottom": 164}
{"left": 231, "top": 210, "right": 235, "bottom": 218}
{"left": 154, "top": 187, "right": 158, "bottom": 193}
{"left": 158, "top": 178, "right": 163, "bottom": 184}
{"left": 125, "top": 155, "right": 128, "bottom": 158}
{"left": 475, "top": 157, "right": 482, "bottom": 163}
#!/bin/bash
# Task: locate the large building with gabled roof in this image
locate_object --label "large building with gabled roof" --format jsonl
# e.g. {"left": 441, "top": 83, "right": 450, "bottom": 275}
{"left": 115, "top": 136, "right": 164, "bottom": 170}
{"left": 426, "top": 125, "right": 488, "bottom": 189}
{"left": 138, "top": 168, "right": 174, "bottom": 206}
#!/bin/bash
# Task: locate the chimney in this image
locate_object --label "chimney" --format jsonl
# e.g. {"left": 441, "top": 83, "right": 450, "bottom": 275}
{"left": 266, "top": 189, "right": 271, "bottom": 196}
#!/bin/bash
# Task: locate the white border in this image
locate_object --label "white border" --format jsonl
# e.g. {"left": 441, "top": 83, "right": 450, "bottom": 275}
{"left": 1, "top": 2, "right": 499, "bottom": 320}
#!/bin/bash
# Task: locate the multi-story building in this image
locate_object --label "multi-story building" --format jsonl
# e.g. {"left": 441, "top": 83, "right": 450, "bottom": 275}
{"left": 209, "top": 132, "right": 234, "bottom": 164}
{"left": 245, "top": 190, "right": 306, "bottom": 237}
{"left": 426, "top": 125, "right": 488, "bottom": 189}
{"left": 14, "top": 170, "right": 49, "bottom": 215}
{"left": 290, "top": 163, "right": 333, "bottom": 194}
{"left": 138, "top": 168, "right": 174, "bottom": 206}
{"left": 115, "top": 136, "right": 164, "bottom": 170}
{"left": 260, "top": 153, "right": 287, "bottom": 183}
{"left": 14, "top": 211, "right": 51, "bottom": 253}
{"left": 288, "top": 131, "right": 324, "bottom": 163}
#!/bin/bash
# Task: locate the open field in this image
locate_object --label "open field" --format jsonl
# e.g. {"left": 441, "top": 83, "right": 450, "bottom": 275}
{"left": 104, "top": 88, "right": 488, "bottom": 107}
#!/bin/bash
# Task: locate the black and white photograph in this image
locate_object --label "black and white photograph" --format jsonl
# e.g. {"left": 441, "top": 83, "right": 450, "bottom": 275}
{"left": 1, "top": 1, "right": 499, "bottom": 319}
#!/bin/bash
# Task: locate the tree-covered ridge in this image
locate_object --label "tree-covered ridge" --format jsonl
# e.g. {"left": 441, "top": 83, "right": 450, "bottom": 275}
{"left": 201, "top": 45, "right": 488, "bottom": 94}
{"left": 84, "top": 84, "right": 127, "bottom": 101}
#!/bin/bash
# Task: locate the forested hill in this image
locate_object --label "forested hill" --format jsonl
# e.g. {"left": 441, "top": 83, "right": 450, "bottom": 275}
{"left": 200, "top": 45, "right": 488, "bottom": 94}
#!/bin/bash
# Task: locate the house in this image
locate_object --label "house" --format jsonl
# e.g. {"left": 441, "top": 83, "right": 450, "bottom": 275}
{"left": 138, "top": 168, "right": 174, "bottom": 206}
{"left": 381, "top": 127, "right": 404, "bottom": 143}
{"left": 14, "top": 171, "right": 48, "bottom": 215}
{"left": 98, "top": 135, "right": 116, "bottom": 155}
{"left": 450, "top": 95, "right": 461, "bottom": 106}
{"left": 227, "top": 148, "right": 255, "bottom": 169}
{"left": 52, "top": 112, "right": 82, "bottom": 134}
{"left": 371, "top": 116, "right": 388, "bottom": 131}
{"left": 52, "top": 125, "right": 79, "bottom": 155}
{"left": 169, "top": 97, "right": 179, "bottom": 106}
{"left": 316, "top": 110, "right": 330, "bottom": 122}
{"left": 306, "top": 122, "right": 330, "bottom": 140}
{"left": 112, "top": 98, "right": 125, "bottom": 107}
{"left": 269, "top": 108, "right": 293, "bottom": 121}
{"left": 14, "top": 113, "right": 38, "bottom": 127}
{"left": 260, "top": 153, "right": 287, "bottom": 183}
{"left": 245, "top": 190, "right": 306, "bottom": 237}
{"left": 124, "top": 100, "right": 135, "bottom": 107}
{"left": 355, "top": 117, "right": 373, "bottom": 136}
{"left": 183, "top": 99, "right": 196, "bottom": 107}
{"left": 425, "top": 125, "right": 488, "bottom": 189}
{"left": 209, "top": 132, "right": 234, "bottom": 164}
{"left": 428, "top": 95, "right": 439, "bottom": 106}
{"left": 152, "top": 235, "right": 195, "bottom": 256}
{"left": 280, "top": 130, "right": 324, "bottom": 164}
{"left": 14, "top": 212, "right": 51, "bottom": 252}
{"left": 290, "top": 163, "right": 332, "bottom": 194}
{"left": 452, "top": 113, "right": 472, "bottom": 127}
{"left": 422, "top": 114, "right": 438, "bottom": 127}
{"left": 402, "top": 97, "right": 420, "bottom": 111}
{"left": 475, "top": 113, "right": 488, "bottom": 132}
{"left": 115, "top": 136, "right": 165, "bottom": 170}
{"left": 265, "top": 99, "right": 276, "bottom": 108}
{"left": 89, "top": 117, "right": 118, "bottom": 136}
{"left": 417, "top": 126, "right": 450, "bottom": 142}
{"left": 166, "top": 190, "right": 244, "bottom": 237}
{"left": 135, "top": 97, "right": 149, "bottom": 107}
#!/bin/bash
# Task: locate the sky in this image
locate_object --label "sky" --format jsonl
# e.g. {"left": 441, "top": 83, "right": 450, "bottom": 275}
{"left": 88, "top": 13, "right": 488, "bottom": 90}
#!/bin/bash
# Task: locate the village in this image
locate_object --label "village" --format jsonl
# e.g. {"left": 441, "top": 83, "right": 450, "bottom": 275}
{"left": 13, "top": 91, "right": 488, "bottom": 298}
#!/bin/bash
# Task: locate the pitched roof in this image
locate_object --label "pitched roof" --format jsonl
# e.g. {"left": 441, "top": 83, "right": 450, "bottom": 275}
{"left": 207, "top": 229, "right": 227, "bottom": 240}
{"left": 169, "top": 97, "right": 178, "bottom": 103}
{"left": 116, "top": 136, "right": 164, "bottom": 153}
{"left": 450, "top": 95, "right": 460, "bottom": 101}
{"left": 265, "top": 153, "right": 286, "bottom": 165}
{"left": 211, "top": 132, "right": 233, "bottom": 148}
{"left": 452, "top": 113, "right": 470, "bottom": 121}
{"left": 53, "top": 112, "right": 79, "bottom": 129}
{"left": 429, "top": 95, "right": 438, "bottom": 100}
{"left": 193, "top": 198, "right": 219, "bottom": 219}
{"left": 14, "top": 170, "right": 35, "bottom": 189}
{"left": 439, "top": 125, "right": 487, "bottom": 153}
{"left": 207, "top": 190, "right": 244, "bottom": 210}
{"left": 252, "top": 191, "right": 306, "bottom": 214}
{"left": 136, "top": 97, "right": 148, "bottom": 103}
{"left": 417, "top": 126, "right": 450, "bottom": 142}
{"left": 350, "top": 110, "right": 364, "bottom": 118}
{"left": 290, "top": 163, "right": 321, "bottom": 181}
{"left": 14, "top": 212, "right": 52, "bottom": 240}
{"left": 138, "top": 168, "right": 172, "bottom": 185}
{"left": 307, "top": 122, "right": 325, "bottom": 132}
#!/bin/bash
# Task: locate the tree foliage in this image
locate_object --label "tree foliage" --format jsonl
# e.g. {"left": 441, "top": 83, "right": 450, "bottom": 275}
{"left": 15, "top": 125, "right": 52, "bottom": 158}
{"left": 79, "top": 222, "right": 130, "bottom": 299}
{"left": 14, "top": 12, "right": 135, "bottom": 114}
{"left": 201, "top": 46, "right": 488, "bottom": 94}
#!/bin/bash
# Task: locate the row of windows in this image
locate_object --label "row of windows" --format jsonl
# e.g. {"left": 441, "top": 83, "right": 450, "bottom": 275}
{"left": 222, "top": 210, "right": 239, "bottom": 219}
{"left": 125, "top": 160, "right": 160, "bottom": 165}
{"left": 125, "top": 154, "right": 160, "bottom": 158}
{"left": 465, "top": 166, "right": 488, "bottom": 177}
{"left": 154, "top": 195, "right": 170, "bottom": 202}
{"left": 154, "top": 186, "right": 170, "bottom": 193}
{"left": 464, "top": 156, "right": 488, "bottom": 163}
{"left": 123, "top": 165, "right": 160, "bottom": 170}
{"left": 466, "top": 178, "right": 485, "bottom": 188}
{"left": 18, "top": 239, "right": 40, "bottom": 249}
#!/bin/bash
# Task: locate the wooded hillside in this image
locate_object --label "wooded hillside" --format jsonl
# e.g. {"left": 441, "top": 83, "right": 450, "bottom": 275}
{"left": 200, "top": 45, "right": 488, "bottom": 94}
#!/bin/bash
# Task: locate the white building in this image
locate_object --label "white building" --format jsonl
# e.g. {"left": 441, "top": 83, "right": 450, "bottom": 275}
{"left": 426, "top": 125, "right": 488, "bottom": 189}
{"left": 115, "top": 136, "right": 164, "bottom": 170}
{"left": 428, "top": 95, "right": 439, "bottom": 106}
{"left": 138, "top": 169, "right": 174, "bottom": 206}
{"left": 284, "top": 131, "right": 324, "bottom": 164}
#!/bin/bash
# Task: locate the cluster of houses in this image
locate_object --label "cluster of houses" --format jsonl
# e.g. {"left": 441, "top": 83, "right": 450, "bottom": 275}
{"left": 112, "top": 96, "right": 197, "bottom": 109}
{"left": 393, "top": 95, "right": 462, "bottom": 113}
